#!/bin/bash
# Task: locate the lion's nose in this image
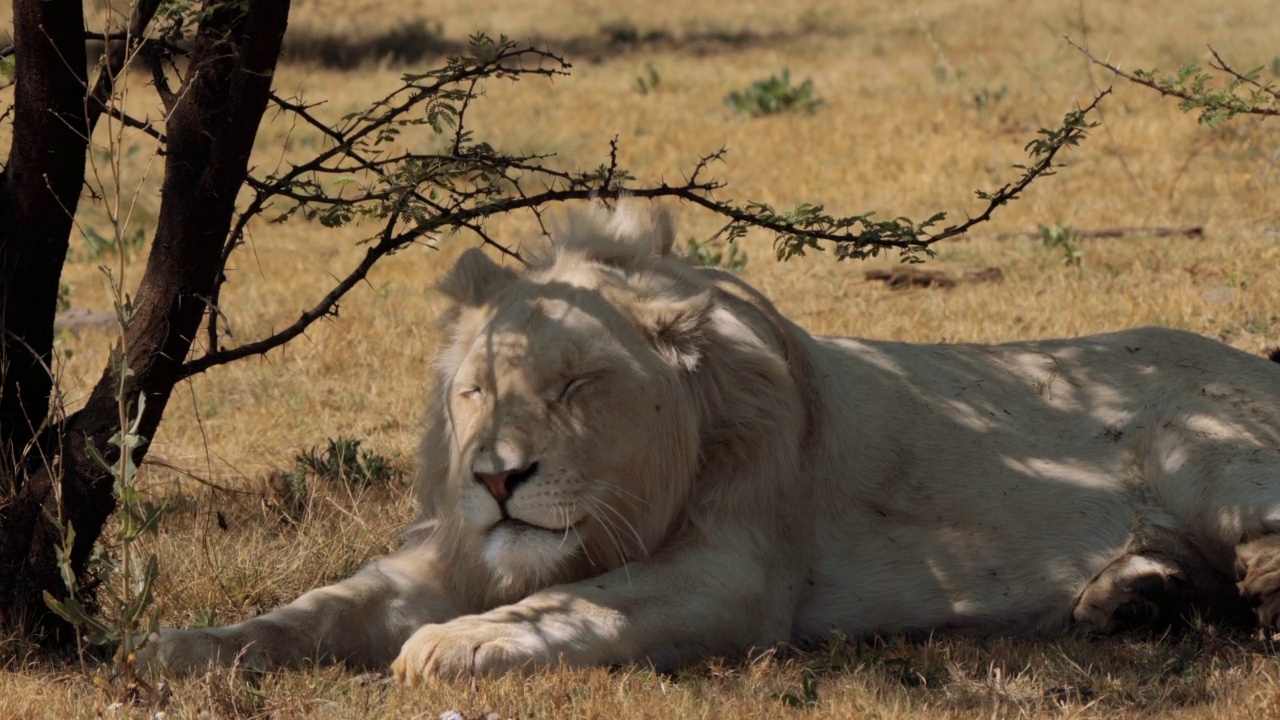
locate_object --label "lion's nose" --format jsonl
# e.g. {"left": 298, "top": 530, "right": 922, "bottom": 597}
{"left": 474, "top": 462, "right": 539, "bottom": 503}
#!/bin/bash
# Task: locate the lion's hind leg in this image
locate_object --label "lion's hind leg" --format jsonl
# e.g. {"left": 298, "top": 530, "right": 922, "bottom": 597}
{"left": 1072, "top": 553, "right": 1196, "bottom": 633}
{"left": 1234, "top": 534, "right": 1280, "bottom": 628}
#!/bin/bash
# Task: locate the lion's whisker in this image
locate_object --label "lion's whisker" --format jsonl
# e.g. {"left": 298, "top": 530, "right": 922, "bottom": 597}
{"left": 576, "top": 500, "right": 635, "bottom": 583}
{"left": 588, "top": 479, "right": 652, "bottom": 509}
{"left": 578, "top": 497, "right": 632, "bottom": 568}
{"left": 581, "top": 494, "right": 649, "bottom": 565}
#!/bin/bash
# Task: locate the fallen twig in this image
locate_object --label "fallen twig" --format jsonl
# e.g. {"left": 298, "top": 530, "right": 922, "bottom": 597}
{"left": 864, "top": 266, "right": 1004, "bottom": 290}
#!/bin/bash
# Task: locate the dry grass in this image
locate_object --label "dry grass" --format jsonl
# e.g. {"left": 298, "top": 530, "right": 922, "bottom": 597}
{"left": 5, "top": 0, "right": 1280, "bottom": 717}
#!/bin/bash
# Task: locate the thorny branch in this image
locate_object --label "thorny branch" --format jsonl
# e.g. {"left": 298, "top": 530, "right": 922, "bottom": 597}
{"left": 39, "top": 30, "right": 1100, "bottom": 377}
{"left": 0, "top": 11, "right": 173, "bottom": 140}
{"left": 181, "top": 35, "right": 1103, "bottom": 376}
{"left": 720, "top": 88, "right": 1109, "bottom": 262}
{"left": 1, "top": 27, "right": 182, "bottom": 61}
{"left": 1206, "top": 47, "right": 1280, "bottom": 104}
{"left": 180, "top": 179, "right": 728, "bottom": 379}
{"left": 1069, "top": 37, "right": 1280, "bottom": 123}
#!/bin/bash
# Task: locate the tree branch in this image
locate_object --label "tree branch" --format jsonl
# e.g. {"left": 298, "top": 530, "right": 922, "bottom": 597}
{"left": 1069, "top": 37, "right": 1280, "bottom": 121}
{"left": 184, "top": 37, "right": 1103, "bottom": 379}
{"left": 1208, "top": 47, "right": 1280, "bottom": 104}
{"left": 712, "top": 88, "right": 1109, "bottom": 262}
{"left": 183, "top": 210, "right": 407, "bottom": 378}
{"left": 86, "top": 0, "right": 163, "bottom": 138}
{"left": 100, "top": 105, "right": 168, "bottom": 145}
{"left": 922, "top": 88, "right": 1110, "bottom": 244}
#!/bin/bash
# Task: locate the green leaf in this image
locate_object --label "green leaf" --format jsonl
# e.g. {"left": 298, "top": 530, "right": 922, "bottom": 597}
{"left": 43, "top": 592, "right": 117, "bottom": 645}
{"left": 125, "top": 554, "right": 161, "bottom": 628}
{"left": 84, "top": 437, "right": 112, "bottom": 473}
{"left": 136, "top": 500, "right": 167, "bottom": 537}
{"left": 54, "top": 522, "right": 77, "bottom": 593}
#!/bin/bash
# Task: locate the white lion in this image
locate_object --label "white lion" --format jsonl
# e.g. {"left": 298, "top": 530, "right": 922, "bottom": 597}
{"left": 147, "top": 202, "right": 1280, "bottom": 683}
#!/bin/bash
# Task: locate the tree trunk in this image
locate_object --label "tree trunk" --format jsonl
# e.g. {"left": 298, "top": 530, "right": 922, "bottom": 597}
{"left": 0, "top": 0, "right": 88, "bottom": 495}
{"left": 0, "top": 0, "right": 90, "bottom": 632}
{"left": 0, "top": 0, "right": 292, "bottom": 639}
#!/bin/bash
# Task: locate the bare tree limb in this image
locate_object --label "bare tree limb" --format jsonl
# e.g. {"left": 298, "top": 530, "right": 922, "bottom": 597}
{"left": 144, "top": 41, "right": 180, "bottom": 113}
{"left": 85, "top": 0, "right": 163, "bottom": 138}
{"left": 101, "top": 106, "right": 168, "bottom": 145}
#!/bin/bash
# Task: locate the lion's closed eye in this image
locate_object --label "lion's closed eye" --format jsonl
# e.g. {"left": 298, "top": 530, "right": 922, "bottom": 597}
{"left": 557, "top": 376, "right": 591, "bottom": 403}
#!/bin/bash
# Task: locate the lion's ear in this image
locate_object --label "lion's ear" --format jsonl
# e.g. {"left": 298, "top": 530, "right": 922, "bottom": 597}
{"left": 438, "top": 248, "right": 518, "bottom": 307}
{"left": 633, "top": 291, "right": 712, "bottom": 371}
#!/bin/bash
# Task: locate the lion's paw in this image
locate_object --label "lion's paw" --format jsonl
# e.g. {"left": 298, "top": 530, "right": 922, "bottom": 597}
{"left": 1073, "top": 554, "right": 1191, "bottom": 633}
{"left": 392, "top": 616, "right": 555, "bottom": 684}
{"left": 1236, "top": 534, "right": 1280, "bottom": 629}
{"left": 136, "top": 628, "right": 254, "bottom": 676}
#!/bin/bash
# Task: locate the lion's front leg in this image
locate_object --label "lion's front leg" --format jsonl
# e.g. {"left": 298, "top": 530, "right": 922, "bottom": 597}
{"left": 392, "top": 540, "right": 797, "bottom": 684}
{"left": 142, "top": 539, "right": 464, "bottom": 674}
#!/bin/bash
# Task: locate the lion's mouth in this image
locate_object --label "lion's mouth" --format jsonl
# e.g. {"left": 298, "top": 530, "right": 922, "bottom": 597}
{"left": 490, "top": 516, "right": 571, "bottom": 534}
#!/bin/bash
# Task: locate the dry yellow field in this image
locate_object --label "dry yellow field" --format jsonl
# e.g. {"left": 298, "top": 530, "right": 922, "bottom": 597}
{"left": 5, "top": 0, "right": 1280, "bottom": 717}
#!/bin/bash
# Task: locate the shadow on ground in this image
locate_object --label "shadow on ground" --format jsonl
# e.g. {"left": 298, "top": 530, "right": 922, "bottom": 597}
{"left": 279, "top": 19, "right": 849, "bottom": 69}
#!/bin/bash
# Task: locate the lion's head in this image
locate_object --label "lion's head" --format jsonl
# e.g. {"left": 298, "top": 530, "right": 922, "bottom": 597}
{"left": 414, "top": 205, "right": 712, "bottom": 591}
{"left": 412, "top": 203, "right": 812, "bottom": 601}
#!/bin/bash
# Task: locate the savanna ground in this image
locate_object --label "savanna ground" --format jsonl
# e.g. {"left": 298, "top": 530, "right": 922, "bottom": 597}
{"left": 5, "top": 0, "right": 1280, "bottom": 717}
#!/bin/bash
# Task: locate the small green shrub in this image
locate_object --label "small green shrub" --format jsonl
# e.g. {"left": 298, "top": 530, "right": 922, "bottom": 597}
{"left": 971, "top": 84, "right": 1009, "bottom": 109}
{"left": 268, "top": 436, "right": 398, "bottom": 522}
{"left": 683, "top": 236, "right": 749, "bottom": 272}
{"left": 295, "top": 435, "right": 397, "bottom": 488}
{"left": 1038, "top": 223, "right": 1083, "bottom": 267}
{"left": 726, "top": 69, "right": 823, "bottom": 117}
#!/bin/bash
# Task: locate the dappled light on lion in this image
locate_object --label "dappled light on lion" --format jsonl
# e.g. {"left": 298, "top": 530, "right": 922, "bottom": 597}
{"left": 143, "top": 200, "right": 1280, "bottom": 683}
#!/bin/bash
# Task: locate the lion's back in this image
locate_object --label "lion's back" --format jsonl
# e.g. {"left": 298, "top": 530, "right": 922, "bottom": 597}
{"left": 790, "top": 326, "right": 1280, "bottom": 639}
